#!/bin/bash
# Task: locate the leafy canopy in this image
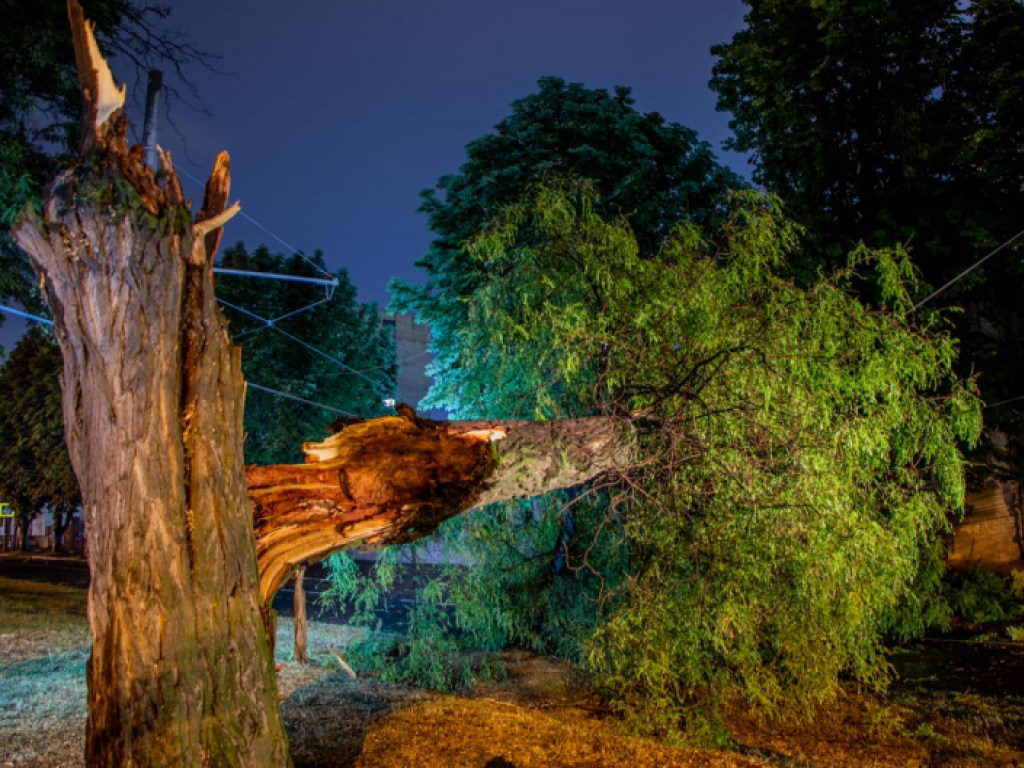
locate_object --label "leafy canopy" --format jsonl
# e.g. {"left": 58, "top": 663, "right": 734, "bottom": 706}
{"left": 216, "top": 243, "right": 395, "bottom": 464}
{"left": 391, "top": 76, "right": 742, "bottom": 415}
{"left": 377, "top": 179, "right": 980, "bottom": 739}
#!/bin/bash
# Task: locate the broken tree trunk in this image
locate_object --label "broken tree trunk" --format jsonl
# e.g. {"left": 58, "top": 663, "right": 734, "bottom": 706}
{"left": 10, "top": 3, "right": 289, "bottom": 765}
{"left": 10, "top": 3, "right": 639, "bottom": 764}
{"left": 248, "top": 414, "right": 634, "bottom": 605}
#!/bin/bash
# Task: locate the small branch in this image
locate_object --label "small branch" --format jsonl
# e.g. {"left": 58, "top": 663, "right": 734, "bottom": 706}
{"left": 157, "top": 147, "right": 186, "bottom": 207}
{"left": 193, "top": 202, "right": 241, "bottom": 241}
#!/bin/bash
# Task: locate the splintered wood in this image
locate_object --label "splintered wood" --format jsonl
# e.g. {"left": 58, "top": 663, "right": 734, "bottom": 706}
{"left": 247, "top": 414, "right": 633, "bottom": 604}
{"left": 248, "top": 416, "right": 495, "bottom": 602}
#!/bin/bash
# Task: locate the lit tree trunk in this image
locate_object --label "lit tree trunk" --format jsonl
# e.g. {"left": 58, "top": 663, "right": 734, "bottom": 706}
{"left": 10, "top": 3, "right": 290, "bottom": 765}
{"left": 248, "top": 414, "right": 634, "bottom": 604}
{"left": 292, "top": 566, "right": 308, "bottom": 664}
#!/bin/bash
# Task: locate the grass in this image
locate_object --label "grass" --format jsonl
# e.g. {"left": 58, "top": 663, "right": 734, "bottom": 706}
{"left": 2, "top": 577, "right": 1024, "bottom": 768}
{"left": 0, "top": 578, "right": 90, "bottom": 768}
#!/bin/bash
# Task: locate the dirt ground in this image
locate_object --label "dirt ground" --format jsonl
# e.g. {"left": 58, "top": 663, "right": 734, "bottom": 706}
{"left": 2, "top": 577, "right": 1023, "bottom": 768}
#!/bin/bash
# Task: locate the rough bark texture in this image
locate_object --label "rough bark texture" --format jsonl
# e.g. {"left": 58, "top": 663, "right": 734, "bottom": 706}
{"left": 248, "top": 414, "right": 634, "bottom": 604}
{"left": 8, "top": 5, "right": 290, "bottom": 765}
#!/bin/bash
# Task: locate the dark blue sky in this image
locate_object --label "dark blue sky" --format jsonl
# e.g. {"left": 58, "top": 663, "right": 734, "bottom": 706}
{"left": 2, "top": 0, "right": 751, "bottom": 350}
{"left": 155, "top": 0, "right": 750, "bottom": 301}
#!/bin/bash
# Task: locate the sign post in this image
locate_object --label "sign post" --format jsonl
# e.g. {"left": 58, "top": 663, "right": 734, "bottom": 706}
{"left": 0, "top": 503, "right": 11, "bottom": 552}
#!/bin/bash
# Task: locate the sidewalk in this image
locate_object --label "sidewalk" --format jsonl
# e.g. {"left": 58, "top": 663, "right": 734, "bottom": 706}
{"left": 0, "top": 550, "right": 87, "bottom": 565}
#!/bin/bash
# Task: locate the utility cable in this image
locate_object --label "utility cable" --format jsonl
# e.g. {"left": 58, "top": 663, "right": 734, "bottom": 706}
{"left": 173, "top": 162, "right": 334, "bottom": 278}
{"left": 231, "top": 297, "right": 332, "bottom": 340}
{"left": 217, "top": 298, "right": 395, "bottom": 395}
{"left": 0, "top": 305, "right": 53, "bottom": 326}
{"left": 913, "top": 226, "right": 1024, "bottom": 311}
{"left": 247, "top": 382, "right": 360, "bottom": 417}
{"left": 0, "top": 304, "right": 368, "bottom": 417}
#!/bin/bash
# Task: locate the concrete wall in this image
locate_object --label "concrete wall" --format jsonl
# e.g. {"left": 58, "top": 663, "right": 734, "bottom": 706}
{"left": 381, "top": 311, "right": 446, "bottom": 419}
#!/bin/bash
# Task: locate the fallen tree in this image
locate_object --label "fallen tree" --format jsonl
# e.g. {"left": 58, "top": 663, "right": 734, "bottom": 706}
{"left": 249, "top": 413, "right": 633, "bottom": 604}
{"left": 9, "top": 4, "right": 634, "bottom": 764}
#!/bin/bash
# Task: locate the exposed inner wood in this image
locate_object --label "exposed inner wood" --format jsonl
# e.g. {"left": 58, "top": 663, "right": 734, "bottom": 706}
{"left": 67, "top": 0, "right": 125, "bottom": 148}
{"left": 248, "top": 414, "right": 634, "bottom": 604}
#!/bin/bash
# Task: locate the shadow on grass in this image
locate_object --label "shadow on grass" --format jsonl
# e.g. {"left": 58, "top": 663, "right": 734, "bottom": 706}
{"left": 282, "top": 674, "right": 426, "bottom": 768}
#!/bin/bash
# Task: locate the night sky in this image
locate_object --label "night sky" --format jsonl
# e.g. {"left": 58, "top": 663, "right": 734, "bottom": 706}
{"left": 2, "top": 0, "right": 751, "bottom": 349}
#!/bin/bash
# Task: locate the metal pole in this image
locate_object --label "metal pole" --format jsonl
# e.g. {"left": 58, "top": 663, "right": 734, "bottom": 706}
{"left": 212, "top": 268, "right": 338, "bottom": 288}
{"left": 142, "top": 70, "right": 163, "bottom": 168}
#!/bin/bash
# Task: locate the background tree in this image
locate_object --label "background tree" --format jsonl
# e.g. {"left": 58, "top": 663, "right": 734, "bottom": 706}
{"left": 216, "top": 242, "right": 396, "bottom": 464}
{"left": 710, "top": 0, "right": 1024, "bottom": 472}
{"left": 391, "top": 76, "right": 742, "bottom": 417}
{"left": 0, "top": 328, "right": 80, "bottom": 551}
{"left": 1, "top": 0, "right": 208, "bottom": 321}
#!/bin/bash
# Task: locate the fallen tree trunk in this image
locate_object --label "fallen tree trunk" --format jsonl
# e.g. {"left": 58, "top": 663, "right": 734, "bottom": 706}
{"left": 248, "top": 413, "right": 634, "bottom": 604}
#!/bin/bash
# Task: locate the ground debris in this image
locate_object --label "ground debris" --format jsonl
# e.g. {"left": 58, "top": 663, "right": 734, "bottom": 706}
{"left": 2, "top": 577, "right": 1024, "bottom": 768}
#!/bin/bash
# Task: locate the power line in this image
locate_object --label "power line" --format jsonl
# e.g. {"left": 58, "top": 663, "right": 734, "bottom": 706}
{"left": 216, "top": 298, "right": 395, "bottom": 395}
{"left": 0, "top": 304, "right": 369, "bottom": 416}
{"left": 913, "top": 226, "right": 1024, "bottom": 311}
{"left": 232, "top": 298, "right": 331, "bottom": 341}
{"left": 172, "top": 162, "right": 334, "bottom": 279}
{"left": 247, "top": 382, "right": 359, "bottom": 417}
{"left": 213, "top": 267, "right": 336, "bottom": 290}
{"left": 0, "top": 305, "right": 53, "bottom": 326}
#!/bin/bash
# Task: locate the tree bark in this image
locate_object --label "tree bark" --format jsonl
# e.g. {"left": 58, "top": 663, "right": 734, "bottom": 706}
{"left": 292, "top": 566, "right": 308, "bottom": 664}
{"left": 9, "top": 4, "right": 290, "bottom": 765}
{"left": 248, "top": 414, "right": 634, "bottom": 604}
{"left": 51, "top": 506, "right": 73, "bottom": 553}
{"left": 18, "top": 514, "right": 32, "bottom": 552}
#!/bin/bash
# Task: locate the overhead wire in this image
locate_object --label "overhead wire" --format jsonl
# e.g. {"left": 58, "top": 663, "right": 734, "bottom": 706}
{"left": 172, "top": 162, "right": 334, "bottom": 279}
{"left": 912, "top": 226, "right": 1024, "bottom": 311}
{"left": 247, "top": 382, "right": 360, "bottom": 417}
{"left": 174, "top": 161, "right": 399, "bottom": 405}
{"left": 216, "top": 298, "right": 395, "bottom": 396}
{"left": 231, "top": 297, "right": 332, "bottom": 341}
{"left": 0, "top": 306, "right": 53, "bottom": 326}
{"left": 0, "top": 302, "right": 353, "bottom": 415}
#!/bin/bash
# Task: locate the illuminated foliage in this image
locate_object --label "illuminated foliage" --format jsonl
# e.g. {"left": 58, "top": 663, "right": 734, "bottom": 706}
{"left": 377, "top": 180, "right": 980, "bottom": 739}
{"left": 710, "top": 0, "right": 1024, "bottom": 470}
{"left": 391, "top": 76, "right": 741, "bottom": 418}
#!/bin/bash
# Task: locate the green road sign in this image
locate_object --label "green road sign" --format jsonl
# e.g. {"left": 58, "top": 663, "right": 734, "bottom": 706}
{"left": 0, "top": 503, "right": 12, "bottom": 518}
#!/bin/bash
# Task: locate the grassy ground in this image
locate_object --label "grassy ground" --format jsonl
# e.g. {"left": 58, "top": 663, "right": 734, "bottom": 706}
{"left": 2, "top": 577, "right": 1023, "bottom": 767}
